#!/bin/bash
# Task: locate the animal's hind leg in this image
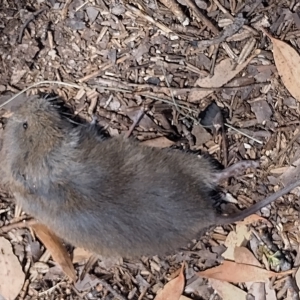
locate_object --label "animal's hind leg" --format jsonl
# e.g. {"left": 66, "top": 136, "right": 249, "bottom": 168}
{"left": 212, "top": 160, "right": 259, "bottom": 184}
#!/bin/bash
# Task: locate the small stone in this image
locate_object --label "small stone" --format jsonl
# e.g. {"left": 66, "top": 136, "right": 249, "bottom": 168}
{"left": 86, "top": 6, "right": 99, "bottom": 23}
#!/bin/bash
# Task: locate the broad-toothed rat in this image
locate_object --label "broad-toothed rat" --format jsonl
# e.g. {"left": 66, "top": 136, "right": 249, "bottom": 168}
{"left": 1, "top": 95, "right": 300, "bottom": 258}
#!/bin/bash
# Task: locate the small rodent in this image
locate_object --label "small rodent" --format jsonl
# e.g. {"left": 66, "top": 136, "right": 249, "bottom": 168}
{"left": 1, "top": 94, "right": 300, "bottom": 258}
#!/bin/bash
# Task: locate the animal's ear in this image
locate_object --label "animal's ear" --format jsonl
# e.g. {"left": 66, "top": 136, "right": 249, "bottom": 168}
{"left": 1, "top": 115, "right": 11, "bottom": 130}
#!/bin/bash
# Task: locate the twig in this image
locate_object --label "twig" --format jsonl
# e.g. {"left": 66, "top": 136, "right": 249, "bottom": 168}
{"left": 221, "top": 122, "right": 228, "bottom": 167}
{"left": 125, "top": 108, "right": 145, "bottom": 138}
{"left": 0, "top": 80, "right": 82, "bottom": 109}
{"left": 18, "top": 7, "right": 48, "bottom": 44}
{"left": 158, "top": 0, "right": 189, "bottom": 25}
{"left": 212, "top": 0, "right": 258, "bottom": 35}
{"left": 79, "top": 254, "right": 98, "bottom": 280}
{"left": 0, "top": 218, "right": 37, "bottom": 234}
{"left": 139, "top": 94, "right": 264, "bottom": 145}
{"left": 210, "top": 43, "right": 220, "bottom": 76}
{"left": 160, "top": 63, "right": 178, "bottom": 111}
{"left": 61, "top": 0, "right": 72, "bottom": 19}
{"left": 123, "top": 82, "right": 268, "bottom": 94}
{"left": 138, "top": 92, "right": 266, "bottom": 145}
{"left": 39, "top": 282, "right": 64, "bottom": 296}
{"left": 0, "top": 80, "right": 264, "bottom": 146}
{"left": 159, "top": 63, "right": 199, "bottom": 128}
{"left": 7, "top": 214, "right": 29, "bottom": 223}
{"left": 183, "top": 0, "right": 219, "bottom": 35}
{"left": 90, "top": 79, "right": 267, "bottom": 95}
{"left": 0, "top": 79, "right": 146, "bottom": 110}
{"left": 126, "top": 4, "right": 173, "bottom": 35}
{"left": 273, "top": 125, "right": 300, "bottom": 164}
{"left": 225, "top": 123, "right": 263, "bottom": 144}
{"left": 98, "top": 279, "right": 126, "bottom": 300}
{"left": 198, "top": 14, "right": 245, "bottom": 47}
{"left": 212, "top": 0, "right": 234, "bottom": 20}
{"left": 139, "top": 93, "right": 200, "bottom": 124}
{"left": 75, "top": 0, "right": 90, "bottom": 12}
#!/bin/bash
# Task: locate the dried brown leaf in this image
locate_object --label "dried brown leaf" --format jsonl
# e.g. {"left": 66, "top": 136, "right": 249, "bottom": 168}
{"left": 234, "top": 246, "right": 261, "bottom": 267}
{"left": 154, "top": 264, "right": 185, "bottom": 300}
{"left": 295, "top": 266, "right": 300, "bottom": 291}
{"left": 126, "top": 107, "right": 160, "bottom": 131}
{"left": 191, "top": 123, "right": 212, "bottom": 146}
{"left": 222, "top": 224, "right": 250, "bottom": 260}
{"left": 209, "top": 279, "right": 247, "bottom": 300}
{"left": 72, "top": 247, "right": 93, "bottom": 264}
{"left": 236, "top": 214, "right": 272, "bottom": 226}
{"left": 188, "top": 53, "right": 258, "bottom": 102}
{"left": 141, "top": 136, "right": 175, "bottom": 148}
{"left": 263, "top": 28, "right": 300, "bottom": 101}
{"left": 279, "top": 157, "right": 300, "bottom": 187}
{"left": 197, "top": 261, "right": 278, "bottom": 283}
{"left": 249, "top": 98, "right": 272, "bottom": 123}
{"left": 0, "top": 237, "right": 25, "bottom": 300}
{"left": 31, "top": 223, "right": 76, "bottom": 281}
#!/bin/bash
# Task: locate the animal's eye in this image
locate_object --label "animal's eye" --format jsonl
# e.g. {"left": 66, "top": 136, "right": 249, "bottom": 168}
{"left": 23, "top": 122, "right": 28, "bottom": 129}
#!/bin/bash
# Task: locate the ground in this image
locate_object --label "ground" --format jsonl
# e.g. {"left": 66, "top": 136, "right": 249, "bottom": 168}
{"left": 1, "top": 0, "right": 300, "bottom": 299}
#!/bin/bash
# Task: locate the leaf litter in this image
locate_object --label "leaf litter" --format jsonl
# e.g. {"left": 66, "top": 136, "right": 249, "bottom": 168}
{"left": 262, "top": 28, "right": 300, "bottom": 102}
{"left": 154, "top": 264, "right": 185, "bottom": 300}
{"left": 31, "top": 223, "right": 76, "bottom": 282}
{"left": 197, "top": 261, "right": 293, "bottom": 283}
{"left": 0, "top": 237, "right": 25, "bottom": 300}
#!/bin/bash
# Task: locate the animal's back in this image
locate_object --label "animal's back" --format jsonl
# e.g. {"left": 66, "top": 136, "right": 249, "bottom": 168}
{"left": 0, "top": 94, "right": 219, "bottom": 258}
{"left": 16, "top": 127, "right": 218, "bottom": 257}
